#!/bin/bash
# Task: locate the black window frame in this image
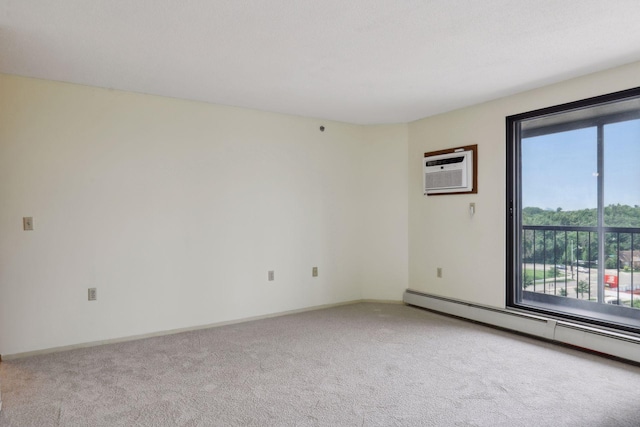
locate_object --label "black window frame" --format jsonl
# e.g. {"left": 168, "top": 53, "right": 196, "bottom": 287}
{"left": 506, "top": 86, "right": 640, "bottom": 335}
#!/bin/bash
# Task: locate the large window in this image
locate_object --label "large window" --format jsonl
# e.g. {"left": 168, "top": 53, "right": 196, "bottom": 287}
{"left": 507, "top": 88, "right": 640, "bottom": 333}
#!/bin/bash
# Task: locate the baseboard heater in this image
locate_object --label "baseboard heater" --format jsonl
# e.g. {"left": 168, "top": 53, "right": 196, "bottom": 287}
{"left": 403, "top": 289, "right": 640, "bottom": 364}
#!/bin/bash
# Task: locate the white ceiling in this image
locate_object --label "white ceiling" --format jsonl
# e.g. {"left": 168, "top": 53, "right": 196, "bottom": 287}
{"left": 2, "top": 1, "right": 640, "bottom": 125}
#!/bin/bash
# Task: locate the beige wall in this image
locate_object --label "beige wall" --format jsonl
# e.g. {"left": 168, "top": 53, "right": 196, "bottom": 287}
{"left": 3, "top": 59, "right": 640, "bottom": 356}
{"left": 408, "top": 60, "right": 640, "bottom": 308}
{"left": 361, "top": 125, "right": 409, "bottom": 300}
{"left": 0, "top": 75, "right": 408, "bottom": 355}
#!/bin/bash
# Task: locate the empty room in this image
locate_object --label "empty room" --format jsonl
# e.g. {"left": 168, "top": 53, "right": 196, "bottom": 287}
{"left": 2, "top": 1, "right": 640, "bottom": 426}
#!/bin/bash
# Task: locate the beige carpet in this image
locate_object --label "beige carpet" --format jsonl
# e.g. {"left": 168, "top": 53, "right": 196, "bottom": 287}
{"left": 1, "top": 302, "right": 639, "bottom": 426}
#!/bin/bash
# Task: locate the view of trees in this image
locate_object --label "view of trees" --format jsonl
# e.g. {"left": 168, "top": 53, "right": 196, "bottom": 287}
{"left": 522, "top": 204, "right": 640, "bottom": 309}
{"left": 522, "top": 204, "right": 640, "bottom": 267}
{"left": 523, "top": 204, "right": 640, "bottom": 228}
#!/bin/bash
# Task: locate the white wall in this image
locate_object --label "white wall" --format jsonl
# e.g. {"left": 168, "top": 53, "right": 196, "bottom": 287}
{"left": 408, "top": 60, "right": 640, "bottom": 308}
{"left": 360, "top": 125, "right": 409, "bottom": 300}
{"left": 0, "top": 74, "right": 409, "bottom": 356}
{"left": 6, "top": 59, "right": 639, "bottom": 357}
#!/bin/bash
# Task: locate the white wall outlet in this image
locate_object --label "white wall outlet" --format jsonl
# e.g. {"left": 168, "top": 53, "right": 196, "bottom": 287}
{"left": 88, "top": 288, "right": 97, "bottom": 301}
{"left": 312, "top": 267, "right": 318, "bottom": 277}
{"left": 268, "top": 270, "right": 274, "bottom": 281}
{"left": 23, "top": 217, "right": 33, "bottom": 231}
{"left": 437, "top": 267, "right": 442, "bottom": 278}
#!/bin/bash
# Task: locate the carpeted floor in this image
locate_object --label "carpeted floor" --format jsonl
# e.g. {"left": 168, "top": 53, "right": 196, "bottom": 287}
{"left": 1, "top": 302, "right": 640, "bottom": 426}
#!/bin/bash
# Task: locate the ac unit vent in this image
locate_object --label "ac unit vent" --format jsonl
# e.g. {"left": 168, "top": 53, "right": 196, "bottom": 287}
{"left": 423, "top": 150, "right": 473, "bottom": 194}
{"left": 425, "top": 169, "right": 463, "bottom": 190}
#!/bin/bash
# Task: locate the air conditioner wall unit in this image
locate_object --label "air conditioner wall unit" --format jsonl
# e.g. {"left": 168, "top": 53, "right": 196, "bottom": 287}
{"left": 423, "top": 150, "right": 473, "bottom": 195}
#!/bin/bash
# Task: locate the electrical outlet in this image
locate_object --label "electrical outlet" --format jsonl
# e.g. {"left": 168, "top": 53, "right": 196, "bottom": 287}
{"left": 268, "top": 270, "right": 274, "bottom": 281}
{"left": 23, "top": 217, "right": 33, "bottom": 231}
{"left": 437, "top": 268, "right": 442, "bottom": 278}
{"left": 312, "top": 267, "right": 318, "bottom": 277}
{"left": 88, "top": 288, "right": 97, "bottom": 301}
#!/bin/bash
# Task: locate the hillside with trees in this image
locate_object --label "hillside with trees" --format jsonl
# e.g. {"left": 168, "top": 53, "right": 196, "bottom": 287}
{"left": 522, "top": 204, "right": 640, "bottom": 268}
{"left": 523, "top": 204, "right": 640, "bottom": 227}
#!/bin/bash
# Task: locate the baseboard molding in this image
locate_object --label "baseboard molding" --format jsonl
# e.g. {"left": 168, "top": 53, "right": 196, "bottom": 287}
{"left": 361, "top": 298, "right": 404, "bottom": 304}
{"left": 1, "top": 298, "right": 401, "bottom": 360}
{"left": 403, "top": 289, "right": 640, "bottom": 364}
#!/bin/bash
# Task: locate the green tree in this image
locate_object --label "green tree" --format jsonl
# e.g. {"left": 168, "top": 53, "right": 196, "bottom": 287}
{"left": 576, "top": 280, "right": 590, "bottom": 298}
{"left": 523, "top": 204, "right": 640, "bottom": 228}
{"left": 548, "top": 266, "right": 562, "bottom": 277}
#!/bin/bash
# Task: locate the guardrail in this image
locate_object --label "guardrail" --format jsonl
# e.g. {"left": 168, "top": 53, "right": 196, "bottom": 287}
{"left": 522, "top": 225, "right": 640, "bottom": 307}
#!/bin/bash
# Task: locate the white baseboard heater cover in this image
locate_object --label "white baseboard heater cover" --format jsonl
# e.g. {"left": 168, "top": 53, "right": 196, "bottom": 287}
{"left": 403, "top": 289, "right": 640, "bottom": 364}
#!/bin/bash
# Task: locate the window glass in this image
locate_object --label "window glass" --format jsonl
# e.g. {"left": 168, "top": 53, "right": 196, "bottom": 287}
{"left": 522, "top": 127, "right": 597, "bottom": 226}
{"left": 508, "top": 89, "right": 640, "bottom": 333}
{"left": 603, "top": 119, "right": 640, "bottom": 227}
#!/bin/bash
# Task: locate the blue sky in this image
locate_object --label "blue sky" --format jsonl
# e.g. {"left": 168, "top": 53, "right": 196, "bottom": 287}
{"left": 522, "top": 119, "right": 640, "bottom": 211}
